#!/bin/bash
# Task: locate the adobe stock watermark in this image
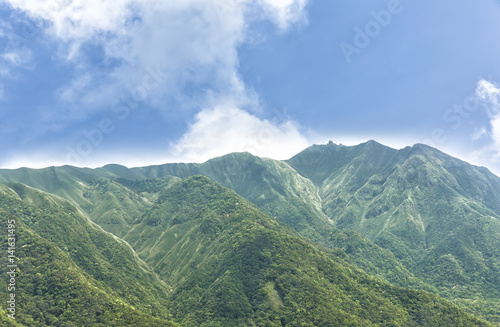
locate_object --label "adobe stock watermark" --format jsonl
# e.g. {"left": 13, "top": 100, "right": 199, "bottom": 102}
{"left": 66, "top": 65, "right": 165, "bottom": 166}
{"left": 6, "top": 218, "right": 17, "bottom": 320}
{"left": 339, "top": 0, "right": 412, "bottom": 64}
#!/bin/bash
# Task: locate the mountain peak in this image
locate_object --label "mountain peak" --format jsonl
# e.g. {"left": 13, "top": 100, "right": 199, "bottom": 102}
{"left": 286, "top": 140, "right": 397, "bottom": 185}
{"left": 362, "top": 139, "right": 385, "bottom": 147}
{"left": 409, "top": 142, "right": 439, "bottom": 153}
{"left": 1, "top": 141, "right": 499, "bottom": 324}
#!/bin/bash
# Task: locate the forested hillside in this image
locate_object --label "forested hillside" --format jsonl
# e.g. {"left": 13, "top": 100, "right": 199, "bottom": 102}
{"left": 0, "top": 183, "right": 176, "bottom": 326}
{"left": 1, "top": 141, "right": 499, "bottom": 324}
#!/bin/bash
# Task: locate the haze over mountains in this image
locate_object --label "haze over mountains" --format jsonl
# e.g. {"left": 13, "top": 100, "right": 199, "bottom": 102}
{"left": 1, "top": 140, "right": 500, "bottom": 326}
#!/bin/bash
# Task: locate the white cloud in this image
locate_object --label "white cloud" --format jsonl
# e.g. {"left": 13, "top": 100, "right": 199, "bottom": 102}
{"left": 53, "top": 72, "right": 120, "bottom": 120}
{"left": 2, "top": 0, "right": 133, "bottom": 42}
{"left": 2, "top": 0, "right": 309, "bottom": 115}
{"left": 2, "top": 50, "right": 32, "bottom": 66}
{"left": 476, "top": 79, "right": 500, "bottom": 112}
{"left": 474, "top": 79, "right": 500, "bottom": 163}
{"left": 1, "top": 0, "right": 310, "bottom": 167}
{"left": 0, "top": 17, "right": 35, "bottom": 77}
{"left": 3, "top": 0, "right": 308, "bottom": 40}
{"left": 257, "top": 0, "right": 308, "bottom": 30}
{"left": 491, "top": 116, "right": 500, "bottom": 150}
{"left": 471, "top": 126, "right": 487, "bottom": 141}
{"left": 171, "top": 106, "right": 310, "bottom": 162}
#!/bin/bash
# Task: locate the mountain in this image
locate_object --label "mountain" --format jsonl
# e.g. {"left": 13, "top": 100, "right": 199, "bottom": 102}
{"left": 0, "top": 165, "right": 179, "bottom": 237}
{"left": 287, "top": 142, "right": 500, "bottom": 320}
{"left": 127, "top": 152, "right": 430, "bottom": 290}
{"left": 0, "top": 183, "right": 176, "bottom": 326}
{"left": 1, "top": 176, "right": 488, "bottom": 326}
{"left": 0, "top": 153, "right": 427, "bottom": 292}
{"left": 131, "top": 141, "right": 500, "bottom": 324}
{"left": 1, "top": 140, "right": 500, "bottom": 324}
{"left": 123, "top": 175, "right": 489, "bottom": 326}
{"left": 125, "top": 142, "right": 500, "bottom": 323}
{"left": 287, "top": 141, "right": 500, "bottom": 247}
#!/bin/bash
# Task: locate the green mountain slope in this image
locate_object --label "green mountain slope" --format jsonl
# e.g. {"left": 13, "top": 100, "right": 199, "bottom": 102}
{"left": 0, "top": 166, "right": 179, "bottom": 237}
{"left": 1, "top": 174, "right": 488, "bottom": 326}
{"left": 0, "top": 183, "right": 176, "bottom": 326}
{"left": 1, "top": 155, "right": 424, "bottom": 293}
{"left": 287, "top": 141, "right": 500, "bottom": 323}
{"left": 132, "top": 153, "right": 328, "bottom": 239}
{"left": 124, "top": 175, "right": 488, "bottom": 326}
{"left": 129, "top": 153, "right": 429, "bottom": 290}
{"left": 78, "top": 176, "right": 179, "bottom": 237}
{"left": 130, "top": 142, "right": 500, "bottom": 323}
{"left": 2, "top": 141, "right": 500, "bottom": 323}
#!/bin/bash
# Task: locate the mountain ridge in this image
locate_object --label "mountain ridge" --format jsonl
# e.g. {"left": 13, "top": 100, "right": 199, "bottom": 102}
{"left": 1, "top": 174, "right": 490, "bottom": 325}
{"left": 122, "top": 175, "right": 492, "bottom": 326}
{"left": 2, "top": 140, "right": 500, "bottom": 324}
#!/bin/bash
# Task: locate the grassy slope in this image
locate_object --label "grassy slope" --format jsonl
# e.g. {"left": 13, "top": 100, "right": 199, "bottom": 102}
{"left": 130, "top": 153, "right": 429, "bottom": 291}
{"left": 124, "top": 175, "right": 489, "bottom": 326}
{"left": 1, "top": 143, "right": 500, "bottom": 323}
{"left": 0, "top": 166, "right": 179, "bottom": 237}
{"left": 287, "top": 141, "right": 500, "bottom": 324}
{"left": 0, "top": 154, "right": 428, "bottom": 293}
{"left": 0, "top": 183, "right": 176, "bottom": 326}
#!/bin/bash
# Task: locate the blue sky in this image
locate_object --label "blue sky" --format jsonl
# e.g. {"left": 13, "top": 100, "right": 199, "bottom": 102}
{"left": 1, "top": 0, "right": 500, "bottom": 175}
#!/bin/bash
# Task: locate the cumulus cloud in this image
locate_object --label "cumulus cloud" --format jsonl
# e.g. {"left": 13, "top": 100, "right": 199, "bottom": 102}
{"left": 1, "top": 0, "right": 311, "bottom": 166}
{"left": 2, "top": 0, "right": 133, "bottom": 42}
{"left": 474, "top": 79, "right": 500, "bottom": 162}
{"left": 171, "top": 106, "right": 310, "bottom": 162}
{"left": 476, "top": 79, "right": 500, "bottom": 111}
{"left": 2, "top": 0, "right": 309, "bottom": 114}
{"left": 256, "top": 0, "right": 308, "bottom": 30}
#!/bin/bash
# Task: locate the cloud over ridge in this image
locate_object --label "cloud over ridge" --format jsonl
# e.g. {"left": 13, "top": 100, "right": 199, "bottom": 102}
{"left": 171, "top": 105, "right": 309, "bottom": 162}
{"left": 472, "top": 79, "right": 500, "bottom": 164}
{"left": 0, "top": 0, "right": 310, "bottom": 166}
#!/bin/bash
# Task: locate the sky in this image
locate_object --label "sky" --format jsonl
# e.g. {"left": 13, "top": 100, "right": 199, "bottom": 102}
{"left": 1, "top": 0, "right": 500, "bottom": 175}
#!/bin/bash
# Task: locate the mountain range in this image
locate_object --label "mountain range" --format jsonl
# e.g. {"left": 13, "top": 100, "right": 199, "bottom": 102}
{"left": 1, "top": 140, "right": 499, "bottom": 326}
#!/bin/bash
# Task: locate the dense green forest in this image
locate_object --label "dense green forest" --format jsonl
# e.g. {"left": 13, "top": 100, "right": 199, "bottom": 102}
{"left": 0, "top": 183, "right": 177, "bottom": 326}
{"left": 1, "top": 141, "right": 499, "bottom": 325}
